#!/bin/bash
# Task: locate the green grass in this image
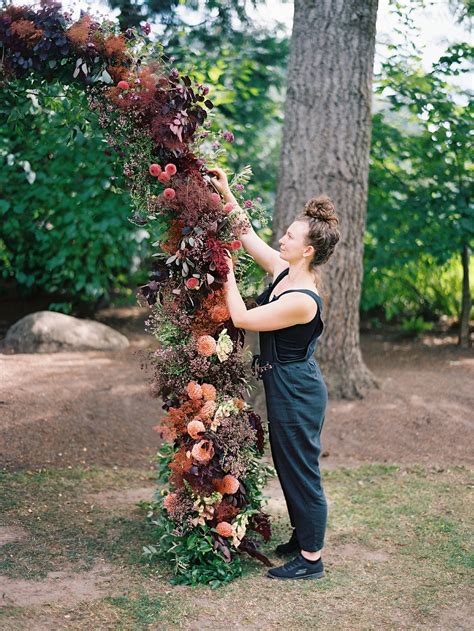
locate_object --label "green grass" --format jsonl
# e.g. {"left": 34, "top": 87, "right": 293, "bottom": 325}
{"left": 0, "top": 463, "right": 472, "bottom": 629}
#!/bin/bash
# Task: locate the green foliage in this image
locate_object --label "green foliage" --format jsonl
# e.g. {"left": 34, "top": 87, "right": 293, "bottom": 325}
{"left": 143, "top": 498, "right": 243, "bottom": 588}
{"left": 364, "top": 32, "right": 473, "bottom": 322}
{"left": 0, "top": 77, "right": 147, "bottom": 310}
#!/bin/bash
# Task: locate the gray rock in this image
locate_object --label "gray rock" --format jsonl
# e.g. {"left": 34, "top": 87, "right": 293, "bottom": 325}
{"left": 3, "top": 311, "right": 129, "bottom": 353}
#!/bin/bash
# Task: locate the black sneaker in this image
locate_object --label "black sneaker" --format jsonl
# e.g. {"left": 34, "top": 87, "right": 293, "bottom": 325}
{"left": 275, "top": 529, "right": 300, "bottom": 557}
{"left": 267, "top": 553, "right": 324, "bottom": 580}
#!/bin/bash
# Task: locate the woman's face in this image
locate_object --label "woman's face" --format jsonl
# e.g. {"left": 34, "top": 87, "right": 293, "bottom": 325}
{"left": 278, "top": 220, "right": 313, "bottom": 263}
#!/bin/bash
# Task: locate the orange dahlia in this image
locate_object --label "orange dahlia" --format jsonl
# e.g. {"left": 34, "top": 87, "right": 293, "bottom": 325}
{"left": 209, "top": 305, "right": 230, "bottom": 323}
{"left": 186, "top": 381, "right": 203, "bottom": 400}
{"left": 201, "top": 383, "right": 217, "bottom": 401}
{"left": 198, "top": 400, "right": 216, "bottom": 421}
{"left": 197, "top": 335, "right": 217, "bottom": 356}
{"left": 187, "top": 419, "right": 206, "bottom": 439}
{"left": 191, "top": 440, "right": 215, "bottom": 464}
{"left": 216, "top": 521, "right": 233, "bottom": 538}
{"left": 215, "top": 474, "right": 240, "bottom": 495}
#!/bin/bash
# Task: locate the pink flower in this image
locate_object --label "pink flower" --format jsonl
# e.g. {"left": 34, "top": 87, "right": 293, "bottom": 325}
{"left": 158, "top": 172, "right": 170, "bottom": 183}
{"left": 163, "top": 188, "right": 176, "bottom": 200}
{"left": 223, "top": 202, "right": 234, "bottom": 214}
{"left": 149, "top": 163, "right": 161, "bottom": 177}
{"left": 223, "top": 131, "right": 234, "bottom": 143}
{"left": 165, "top": 163, "right": 177, "bottom": 176}
{"left": 235, "top": 184, "right": 244, "bottom": 191}
{"left": 210, "top": 192, "right": 221, "bottom": 204}
{"left": 186, "top": 277, "right": 199, "bottom": 289}
{"left": 244, "top": 200, "right": 253, "bottom": 208}
{"left": 141, "top": 22, "right": 151, "bottom": 35}
{"left": 230, "top": 240, "right": 242, "bottom": 251}
{"left": 117, "top": 80, "right": 129, "bottom": 90}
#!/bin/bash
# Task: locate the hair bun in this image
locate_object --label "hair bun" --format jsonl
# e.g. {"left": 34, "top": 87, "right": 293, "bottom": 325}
{"left": 304, "top": 196, "right": 338, "bottom": 224}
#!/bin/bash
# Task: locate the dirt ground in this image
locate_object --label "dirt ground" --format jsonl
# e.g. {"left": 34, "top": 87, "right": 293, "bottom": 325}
{"left": 1, "top": 305, "right": 473, "bottom": 472}
{"left": 1, "top": 306, "right": 473, "bottom": 630}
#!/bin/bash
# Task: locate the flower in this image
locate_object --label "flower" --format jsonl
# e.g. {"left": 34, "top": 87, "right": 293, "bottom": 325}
{"left": 223, "top": 131, "right": 234, "bottom": 143}
{"left": 186, "top": 277, "right": 199, "bottom": 289}
{"left": 187, "top": 419, "right": 206, "bottom": 439}
{"left": 210, "top": 192, "right": 221, "bottom": 204}
{"left": 163, "top": 188, "right": 176, "bottom": 200}
{"left": 197, "top": 335, "right": 217, "bottom": 357}
{"left": 216, "top": 474, "right": 240, "bottom": 495}
{"left": 216, "top": 329, "right": 233, "bottom": 362}
{"left": 198, "top": 399, "right": 216, "bottom": 421}
{"left": 201, "top": 383, "right": 216, "bottom": 401}
{"left": 149, "top": 163, "right": 161, "bottom": 177}
{"left": 141, "top": 22, "right": 151, "bottom": 35}
{"left": 244, "top": 200, "right": 253, "bottom": 208}
{"left": 223, "top": 202, "right": 234, "bottom": 214}
{"left": 209, "top": 305, "right": 230, "bottom": 323}
{"left": 230, "top": 240, "right": 242, "bottom": 251}
{"left": 158, "top": 172, "right": 170, "bottom": 183}
{"left": 191, "top": 439, "right": 215, "bottom": 464}
{"left": 235, "top": 183, "right": 244, "bottom": 191}
{"left": 216, "top": 521, "right": 233, "bottom": 538}
{"left": 163, "top": 492, "right": 178, "bottom": 512}
{"left": 186, "top": 381, "right": 203, "bottom": 400}
{"left": 117, "top": 80, "right": 129, "bottom": 90}
{"left": 165, "top": 163, "right": 177, "bottom": 175}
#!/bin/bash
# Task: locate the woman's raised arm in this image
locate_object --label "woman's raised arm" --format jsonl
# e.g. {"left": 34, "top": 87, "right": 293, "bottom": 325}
{"left": 208, "top": 168, "right": 285, "bottom": 277}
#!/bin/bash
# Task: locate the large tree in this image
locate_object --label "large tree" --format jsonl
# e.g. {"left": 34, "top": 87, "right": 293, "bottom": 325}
{"left": 272, "top": 0, "right": 379, "bottom": 398}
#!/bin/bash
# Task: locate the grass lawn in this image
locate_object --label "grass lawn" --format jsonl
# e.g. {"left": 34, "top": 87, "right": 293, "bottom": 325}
{"left": 0, "top": 463, "right": 472, "bottom": 630}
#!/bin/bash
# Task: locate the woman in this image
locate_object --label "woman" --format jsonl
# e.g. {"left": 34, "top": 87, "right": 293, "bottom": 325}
{"left": 209, "top": 167, "right": 340, "bottom": 580}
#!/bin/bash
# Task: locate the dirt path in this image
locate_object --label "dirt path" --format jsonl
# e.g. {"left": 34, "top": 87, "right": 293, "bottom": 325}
{"left": 1, "top": 307, "right": 473, "bottom": 471}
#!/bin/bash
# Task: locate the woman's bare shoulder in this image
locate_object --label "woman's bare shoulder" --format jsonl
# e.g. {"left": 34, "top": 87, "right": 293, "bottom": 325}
{"left": 272, "top": 261, "right": 289, "bottom": 282}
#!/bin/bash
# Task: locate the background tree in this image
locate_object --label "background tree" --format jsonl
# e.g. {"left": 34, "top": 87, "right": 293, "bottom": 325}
{"left": 272, "top": 0, "right": 380, "bottom": 398}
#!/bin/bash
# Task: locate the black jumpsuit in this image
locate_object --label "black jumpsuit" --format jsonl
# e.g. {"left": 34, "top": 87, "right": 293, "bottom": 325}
{"left": 252, "top": 267, "right": 328, "bottom": 552}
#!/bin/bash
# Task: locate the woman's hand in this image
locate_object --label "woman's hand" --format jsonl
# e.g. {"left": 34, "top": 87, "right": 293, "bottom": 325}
{"left": 208, "top": 167, "right": 231, "bottom": 198}
{"left": 224, "top": 252, "right": 235, "bottom": 281}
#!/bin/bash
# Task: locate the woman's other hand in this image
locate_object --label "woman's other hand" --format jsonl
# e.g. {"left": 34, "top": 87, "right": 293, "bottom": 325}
{"left": 208, "top": 167, "right": 231, "bottom": 198}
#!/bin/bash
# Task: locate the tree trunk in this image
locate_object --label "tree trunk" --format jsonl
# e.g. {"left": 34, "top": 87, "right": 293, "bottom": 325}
{"left": 459, "top": 243, "right": 472, "bottom": 348}
{"left": 272, "top": 0, "right": 380, "bottom": 399}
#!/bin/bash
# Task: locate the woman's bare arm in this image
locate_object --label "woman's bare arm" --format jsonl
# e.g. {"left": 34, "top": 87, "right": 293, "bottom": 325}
{"left": 208, "top": 168, "right": 286, "bottom": 277}
{"left": 224, "top": 259, "right": 317, "bottom": 332}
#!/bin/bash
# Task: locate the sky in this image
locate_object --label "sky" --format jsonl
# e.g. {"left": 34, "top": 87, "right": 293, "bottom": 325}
{"left": 12, "top": 0, "right": 473, "bottom": 88}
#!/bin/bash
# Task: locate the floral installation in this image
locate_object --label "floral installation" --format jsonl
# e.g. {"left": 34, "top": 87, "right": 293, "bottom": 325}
{"left": 1, "top": 1, "right": 274, "bottom": 587}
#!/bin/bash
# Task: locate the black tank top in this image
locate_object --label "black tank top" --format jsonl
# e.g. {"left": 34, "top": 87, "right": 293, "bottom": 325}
{"left": 256, "top": 268, "right": 324, "bottom": 361}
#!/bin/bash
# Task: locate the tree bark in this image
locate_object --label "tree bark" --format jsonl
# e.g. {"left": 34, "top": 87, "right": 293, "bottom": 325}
{"left": 272, "top": 0, "right": 380, "bottom": 398}
{"left": 459, "top": 243, "right": 472, "bottom": 348}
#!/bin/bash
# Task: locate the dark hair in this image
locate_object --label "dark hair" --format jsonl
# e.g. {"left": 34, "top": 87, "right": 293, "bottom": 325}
{"left": 297, "top": 195, "right": 340, "bottom": 270}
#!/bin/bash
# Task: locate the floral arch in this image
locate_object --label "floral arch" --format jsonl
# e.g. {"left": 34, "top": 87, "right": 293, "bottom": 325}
{"left": 1, "top": 1, "right": 274, "bottom": 586}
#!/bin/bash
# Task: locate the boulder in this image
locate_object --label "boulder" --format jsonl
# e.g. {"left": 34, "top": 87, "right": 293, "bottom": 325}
{"left": 3, "top": 311, "right": 129, "bottom": 353}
